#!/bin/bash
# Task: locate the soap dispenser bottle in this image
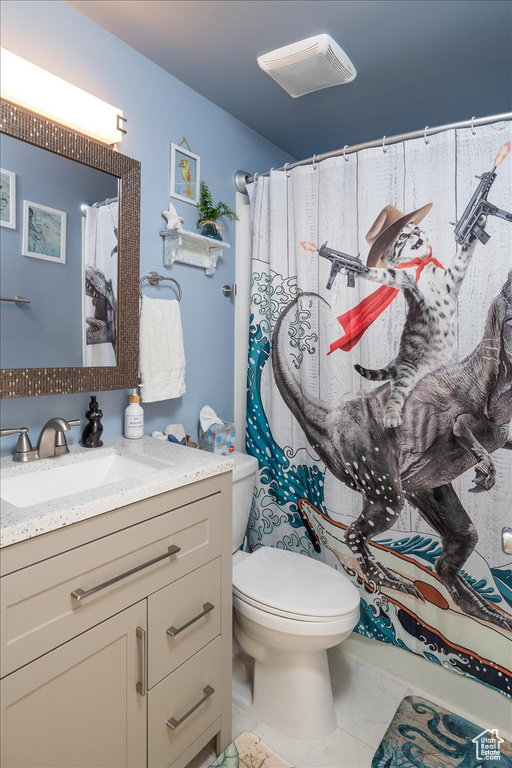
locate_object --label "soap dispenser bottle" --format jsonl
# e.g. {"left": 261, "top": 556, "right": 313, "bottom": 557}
{"left": 124, "top": 390, "right": 144, "bottom": 439}
{"left": 81, "top": 396, "right": 104, "bottom": 448}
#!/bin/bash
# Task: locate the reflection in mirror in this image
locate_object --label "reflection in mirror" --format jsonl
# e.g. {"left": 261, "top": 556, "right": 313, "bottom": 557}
{"left": 0, "top": 101, "right": 140, "bottom": 399}
{"left": 1, "top": 135, "right": 119, "bottom": 369}
{"left": 83, "top": 198, "right": 118, "bottom": 366}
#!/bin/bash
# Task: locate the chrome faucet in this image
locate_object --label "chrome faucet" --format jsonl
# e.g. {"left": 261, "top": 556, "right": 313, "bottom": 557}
{"left": 37, "top": 418, "right": 81, "bottom": 459}
{"left": 1, "top": 417, "right": 80, "bottom": 462}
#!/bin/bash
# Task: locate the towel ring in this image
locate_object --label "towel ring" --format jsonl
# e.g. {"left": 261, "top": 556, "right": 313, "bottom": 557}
{"left": 139, "top": 271, "right": 182, "bottom": 301}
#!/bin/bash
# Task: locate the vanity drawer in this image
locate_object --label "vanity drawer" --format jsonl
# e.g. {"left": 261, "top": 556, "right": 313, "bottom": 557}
{"left": 148, "top": 636, "right": 221, "bottom": 768}
{"left": 1, "top": 494, "right": 222, "bottom": 676}
{"left": 148, "top": 558, "right": 221, "bottom": 689}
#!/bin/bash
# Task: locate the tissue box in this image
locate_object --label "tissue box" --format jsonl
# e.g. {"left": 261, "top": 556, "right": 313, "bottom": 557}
{"left": 198, "top": 421, "right": 236, "bottom": 455}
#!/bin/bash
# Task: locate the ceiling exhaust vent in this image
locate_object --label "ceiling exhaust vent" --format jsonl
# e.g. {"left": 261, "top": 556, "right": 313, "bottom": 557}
{"left": 257, "top": 34, "right": 356, "bottom": 98}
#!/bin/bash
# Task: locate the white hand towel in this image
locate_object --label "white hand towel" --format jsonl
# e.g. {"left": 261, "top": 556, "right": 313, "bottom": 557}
{"left": 139, "top": 295, "right": 186, "bottom": 402}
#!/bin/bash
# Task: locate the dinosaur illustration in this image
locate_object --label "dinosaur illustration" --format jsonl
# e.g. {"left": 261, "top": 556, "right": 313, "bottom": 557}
{"left": 271, "top": 271, "right": 512, "bottom": 631}
{"left": 85, "top": 265, "right": 116, "bottom": 349}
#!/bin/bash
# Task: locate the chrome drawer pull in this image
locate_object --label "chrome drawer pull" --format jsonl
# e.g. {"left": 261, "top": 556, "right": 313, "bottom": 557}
{"left": 166, "top": 686, "right": 215, "bottom": 731}
{"left": 166, "top": 602, "right": 215, "bottom": 638}
{"left": 71, "top": 545, "right": 181, "bottom": 604}
{"left": 136, "top": 626, "right": 146, "bottom": 697}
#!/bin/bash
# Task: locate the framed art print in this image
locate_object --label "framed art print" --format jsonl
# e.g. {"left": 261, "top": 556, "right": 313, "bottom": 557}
{"left": 22, "top": 200, "right": 67, "bottom": 264}
{"left": 170, "top": 144, "right": 200, "bottom": 205}
{"left": 0, "top": 168, "right": 16, "bottom": 229}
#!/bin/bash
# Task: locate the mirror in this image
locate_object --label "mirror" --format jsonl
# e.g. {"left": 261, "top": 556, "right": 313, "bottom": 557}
{"left": 0, "top": 101, "right": 140, "bottom": 398}
{"left": 1, "top": 134, "right": 119, "bottom": 369}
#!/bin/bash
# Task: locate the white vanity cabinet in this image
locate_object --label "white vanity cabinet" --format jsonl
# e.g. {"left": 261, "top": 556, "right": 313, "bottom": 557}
{"left": 1, "top": 601, "right": 147, "bottom": 768}
{"left": 0, "top": 472, "right": 233, "bottom": 768}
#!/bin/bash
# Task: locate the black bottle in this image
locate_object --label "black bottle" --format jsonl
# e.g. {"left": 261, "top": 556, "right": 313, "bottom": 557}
{"left": 80, "top": 396, "right": 104, "bottom": 448}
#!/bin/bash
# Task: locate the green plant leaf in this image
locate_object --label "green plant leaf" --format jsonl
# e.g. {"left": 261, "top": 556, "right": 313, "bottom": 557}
{"left": 197, "top": 180, "right": 239, "bottom": 228}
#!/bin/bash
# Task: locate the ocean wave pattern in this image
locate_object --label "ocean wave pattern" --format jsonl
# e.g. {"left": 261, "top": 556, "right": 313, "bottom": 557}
{"left": 246, "top": 269, "right": 511, "bottom": 698}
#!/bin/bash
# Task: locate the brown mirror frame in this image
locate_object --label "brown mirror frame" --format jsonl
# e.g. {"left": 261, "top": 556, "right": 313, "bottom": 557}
{"left": 0, "top": 100, "right": 140, "bottom": 398}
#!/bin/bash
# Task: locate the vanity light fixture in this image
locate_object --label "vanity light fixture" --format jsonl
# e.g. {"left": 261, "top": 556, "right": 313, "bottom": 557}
{"left": 0, "top": 48, "right": 126, "bottom": 145}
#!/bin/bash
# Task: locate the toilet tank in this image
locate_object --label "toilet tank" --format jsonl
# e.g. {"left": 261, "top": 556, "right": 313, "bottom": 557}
{"left": 232, "top": 453, "right": 259, "bottom": 554}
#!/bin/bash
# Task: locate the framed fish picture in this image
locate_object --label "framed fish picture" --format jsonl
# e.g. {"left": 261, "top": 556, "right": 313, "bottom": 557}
{"left": 170, "top": 144, "right": 200, "bottom": 205}
{"left": 22, "top": 200, "right": 67, "bottom": 264}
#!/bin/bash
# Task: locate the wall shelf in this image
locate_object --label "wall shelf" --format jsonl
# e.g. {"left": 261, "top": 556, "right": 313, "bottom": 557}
{"left": 160, "top": 228, "right": 230, "bottom": 275}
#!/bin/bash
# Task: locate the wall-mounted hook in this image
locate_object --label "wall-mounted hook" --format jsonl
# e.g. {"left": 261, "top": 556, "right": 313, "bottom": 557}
{"left": 178, "top": 136, "right": 192, "bottom": 151}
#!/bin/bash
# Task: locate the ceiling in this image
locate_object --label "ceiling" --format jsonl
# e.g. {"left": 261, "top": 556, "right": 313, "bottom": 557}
{"left": 67, "top": 0, "right": 512, "bottom": 162}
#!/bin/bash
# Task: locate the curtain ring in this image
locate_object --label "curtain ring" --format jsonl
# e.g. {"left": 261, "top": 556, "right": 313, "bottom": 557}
{"left": 312, "top": 154, "right": 318, "bottom": 170}
{"left": 382, "top": 135, "right": 387, "bottom": 153}
{"left": 253, "top": 172, "right": 259, "bottom": 182}
{"left": 284, "top": 163, "right": 291, "bottom": 177}
{"left": 424, "top": 126, "right": 429, "bottom": 144}
{"left": 343, "top": 145, "right": 350, "bottom": 161}
{"left": 471, "top": 116, "right": 476, "bottom": 135}
{"left": 270, "top": 167, "right": 275, "bottom": 172}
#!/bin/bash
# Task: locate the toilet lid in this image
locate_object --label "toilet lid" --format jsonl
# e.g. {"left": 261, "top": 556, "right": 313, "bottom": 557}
{"left": 232, "top": 547, "right": 360, "bottom": 619}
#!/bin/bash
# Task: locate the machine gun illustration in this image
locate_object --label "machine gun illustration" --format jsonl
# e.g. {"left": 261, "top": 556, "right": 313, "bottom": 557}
{"left": 318, "top": 243, "right": 367, "bottom": 289}
{"left": 454, "top": 141, "right": 512, "bottom": 247}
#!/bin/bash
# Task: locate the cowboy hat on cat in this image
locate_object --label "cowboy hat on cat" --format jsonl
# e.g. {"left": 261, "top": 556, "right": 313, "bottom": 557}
{"left": 366, "top": 203, "right": 433, "bottom": 267}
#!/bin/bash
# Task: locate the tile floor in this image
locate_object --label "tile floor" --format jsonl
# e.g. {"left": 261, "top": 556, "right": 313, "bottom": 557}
{"left": 185, "top": 653, "right": 406, "bottom": 768}
{"left": 186, "top": 648, "right": 485, "bottom": 768}
{"left": 185, "top": 701, "right": 375, "bottom": 768}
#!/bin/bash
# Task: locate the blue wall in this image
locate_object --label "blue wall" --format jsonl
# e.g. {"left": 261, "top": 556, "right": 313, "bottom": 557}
{"left": 0, "top": 0, "right": 293, "bottom": 454}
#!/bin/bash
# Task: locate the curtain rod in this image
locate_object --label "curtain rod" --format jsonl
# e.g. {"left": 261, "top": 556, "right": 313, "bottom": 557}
{"left": 234, "top": 112, "right": 512, "bottom": 195}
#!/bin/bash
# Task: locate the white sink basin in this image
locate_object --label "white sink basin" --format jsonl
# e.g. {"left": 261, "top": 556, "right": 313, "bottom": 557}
{"left": 1, "top": 452, "right": 170, "bottom": 508}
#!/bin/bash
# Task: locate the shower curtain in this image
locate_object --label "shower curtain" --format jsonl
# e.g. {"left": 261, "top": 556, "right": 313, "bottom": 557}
{"left": 83, "top": 201, "right": 118, "bottom": 366}
{"left": 246, "top": 120, "right": 512, "bottom": 699}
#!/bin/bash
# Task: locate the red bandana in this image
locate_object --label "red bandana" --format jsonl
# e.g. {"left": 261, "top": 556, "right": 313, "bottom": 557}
{"left": 328, "top": 249, "right": 444, "bottom": 354}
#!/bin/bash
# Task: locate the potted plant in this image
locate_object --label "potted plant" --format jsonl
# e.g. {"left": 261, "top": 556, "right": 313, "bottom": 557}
{"left": 197, "top": 180, "right": 238, "bottom": 241}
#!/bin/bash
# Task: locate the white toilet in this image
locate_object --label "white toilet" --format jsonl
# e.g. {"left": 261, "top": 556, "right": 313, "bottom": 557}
{"left": 232, "top": 453, "right": 360, "bottom": 742}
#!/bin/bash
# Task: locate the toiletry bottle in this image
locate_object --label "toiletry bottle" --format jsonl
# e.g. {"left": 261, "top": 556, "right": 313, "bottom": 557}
{"left": 124, "top": 390, "right": 144, "bottom": 439}
{"left": 81, "top": 395, "right": 104, "bottom": 448}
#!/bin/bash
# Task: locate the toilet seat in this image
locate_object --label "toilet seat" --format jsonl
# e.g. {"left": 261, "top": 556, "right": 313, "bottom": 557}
{"left": 233, "top": 589, "right": 359, "bottom": 623}
{"left": 232, "top": 546, "right": 360, "bottom": 622}
{"left": 233, "top": 591, "right": 360, "bottom": 638}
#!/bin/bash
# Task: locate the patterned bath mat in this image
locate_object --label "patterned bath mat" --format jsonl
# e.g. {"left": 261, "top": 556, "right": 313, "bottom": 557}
{"left": 372, "top": 695, "right": 512, "bottom": 767}
{"left": 209, "top": 731, "right": 291, "bottom": 768}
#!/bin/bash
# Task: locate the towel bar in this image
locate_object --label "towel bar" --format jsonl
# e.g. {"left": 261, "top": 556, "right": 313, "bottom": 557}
{"left": 139, "top": 272, "right": 182, "bottom": 301}
{"left": 1, "top": 296, "right": 31, "bottom": 306}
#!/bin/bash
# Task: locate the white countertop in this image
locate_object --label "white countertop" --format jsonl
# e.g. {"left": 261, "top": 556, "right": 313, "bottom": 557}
{"left": 0, "top": 436, "right": 234, "bottom": 548}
